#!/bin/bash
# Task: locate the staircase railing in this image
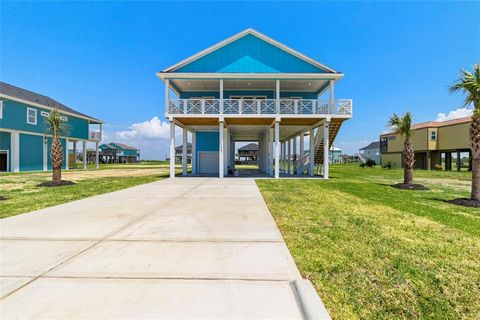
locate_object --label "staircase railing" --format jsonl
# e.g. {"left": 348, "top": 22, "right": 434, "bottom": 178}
{"left": 296, "top": 127, "right": 324, "bottom": 175}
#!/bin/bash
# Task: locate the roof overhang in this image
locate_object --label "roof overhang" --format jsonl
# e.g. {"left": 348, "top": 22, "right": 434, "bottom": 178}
{"left": 157, "top": 72, "right": 343, "bottom": 80}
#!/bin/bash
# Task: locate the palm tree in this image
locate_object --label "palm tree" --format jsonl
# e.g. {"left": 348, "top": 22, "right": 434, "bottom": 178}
{"left": 45, "top": 108, "right": 68, "bottom": 184}
{"left": 450, "top": 63, "right": 480, "bottom": 201}
{"left": 388, "top": 112, "right": 414, "bottom": 185}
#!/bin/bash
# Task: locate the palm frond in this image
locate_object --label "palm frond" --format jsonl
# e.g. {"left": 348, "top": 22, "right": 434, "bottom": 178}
{"left": 45, "top": 108, "right": 70, "bottom": 137}
{"left": 387, "top": 112, "right": 412, "bottom": 139}
{"left": 449, "top": 63, "right": 480, "bottom": 111}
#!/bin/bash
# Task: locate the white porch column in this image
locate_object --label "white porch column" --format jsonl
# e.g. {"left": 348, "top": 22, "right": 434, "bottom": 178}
{"left": 292, "top": 136, "right": 297, "bottom": 173}
{"left": 182, "top": 128, "right": 187, "bottom": 176}
{"left": 43, "top": 136, "right": 48, "bottom": 171}
{"left": 300, "top": 133, "right": 304, "bottom": 159}
{"left": 11, "top": 131, "right": 19, "bottom": 172}
{"left": 95, "top": 142, "right": 99, "bottom": 169}
{"left": 288, "top": 139, "right": 291, "bottom": 174}
{"left": 169, "top": 120, "right": 175, "bottom": 178}
{"left": 280, "top": 142, "right": 283, "bottom": 173}
{"left": 82, "top": 140, "right": 87, "bottom": 169}
{"left": 223, "top": 126, "right": 228, "bottom": 175}
{"left": 65, "top": 139, "right": 69, "bottom": 170}
{"left": 275, "top": 80, "right": 280, "bottom": 114}
{"left": 267, "top": 129, "right": 273, "bottom": 176}
{"left": 309, "top": 128, "right": 315, "bottom": 176}
{"left": 323, "top": 121, "right": 330, "bottom": 179}
{"left": 329, "top": 80, "right": 335, "bottom": 114}
{"left": 274, "top": 120, "right": 280, "bottom": 179}
{"left": 219, "top": 119, "right": 224, "bottom": 178}
{"left": 191, "top": 131, "right": 196, "bottom": 174}
{"left": 220, "top": 79, "right": 224, "bottom": 114}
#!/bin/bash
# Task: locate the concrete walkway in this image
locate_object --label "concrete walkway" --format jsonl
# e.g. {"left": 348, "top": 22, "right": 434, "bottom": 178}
{"left": 0, "top": 178, "right": 330, "bottom": 319}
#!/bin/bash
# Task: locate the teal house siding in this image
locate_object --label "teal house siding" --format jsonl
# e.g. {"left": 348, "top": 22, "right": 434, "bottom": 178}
{"left": 0, "top": 132, "right": 11, "bottom": 151}
{"left": 19, "top": 134, "right": 43, "bottom": 171}
{"left": 0, "top": 99, "right": 89, "bottom": 140}
{"left": 175, "top": 34, "right": 326, "bottom": 73}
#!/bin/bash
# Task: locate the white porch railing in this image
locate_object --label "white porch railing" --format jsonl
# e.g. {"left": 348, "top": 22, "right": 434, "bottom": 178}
{"left": 168, "top": 98, "right": 352, "bottom": 116}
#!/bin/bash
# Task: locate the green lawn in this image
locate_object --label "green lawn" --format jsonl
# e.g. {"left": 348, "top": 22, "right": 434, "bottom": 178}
{"left": 0, "top": 161, "right": 183, "bottom": 219}
{"left": 257, "top": 164, "right": 479, "bottom": 319}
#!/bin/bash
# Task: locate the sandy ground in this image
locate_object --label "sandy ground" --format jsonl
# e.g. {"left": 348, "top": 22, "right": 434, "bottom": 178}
{"left": 0, "top": 167, "right": 169, "bottom": 191}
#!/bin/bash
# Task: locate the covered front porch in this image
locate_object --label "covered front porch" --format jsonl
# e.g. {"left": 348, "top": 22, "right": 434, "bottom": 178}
{"left": 169, "top": 115, "right": 343, "bottom": 179}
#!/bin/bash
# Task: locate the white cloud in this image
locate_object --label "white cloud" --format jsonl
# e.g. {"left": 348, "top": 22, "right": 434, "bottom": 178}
{"left": 109, "top": 116, "right": 185, "bottom": 160}
{"left": 435, "top": 108, "right": 472, "bottom": 122}
{"left": 116, "top": 116, "right": 170, "bottom": 140}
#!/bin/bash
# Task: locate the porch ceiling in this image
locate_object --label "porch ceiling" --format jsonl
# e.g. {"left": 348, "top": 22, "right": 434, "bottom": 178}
{"left": 171, "top": 79, "right": 328, "bottom": 94}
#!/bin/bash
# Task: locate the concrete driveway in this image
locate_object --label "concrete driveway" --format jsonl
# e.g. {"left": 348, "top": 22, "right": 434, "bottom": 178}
{"left": 0, "top": 178, "right": 329, "bottom": 319}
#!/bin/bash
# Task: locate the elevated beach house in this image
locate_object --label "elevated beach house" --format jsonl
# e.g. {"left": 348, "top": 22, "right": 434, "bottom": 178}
{"left": 380, "top": 116, "right": 472, "bottom": 171}
{"left": 0, "top": 82, "right": 103, "bottom": 172}
{"left": 157, "top": 29, "right": 352, "bottom": 178}
{"left": 99, "top": 143, "right": 140, "bottom": 164}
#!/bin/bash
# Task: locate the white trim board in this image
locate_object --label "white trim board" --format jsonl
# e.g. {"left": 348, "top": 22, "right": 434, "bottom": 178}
{"left": 158, "top": 73, "right": 343, "bottom": 80}
{"left": 0, "top": 128, "right": 92, "bottom": 141}
{"left": 162, "top": 28, "right": 338, "bottom": 74}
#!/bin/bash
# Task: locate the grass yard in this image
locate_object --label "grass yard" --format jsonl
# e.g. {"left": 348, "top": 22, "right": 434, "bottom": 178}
{"left": 0, "top": 162, "right": 183, "bottom": 218}
{"left": 257, "top": 164, "right": 479, "bottom": 319}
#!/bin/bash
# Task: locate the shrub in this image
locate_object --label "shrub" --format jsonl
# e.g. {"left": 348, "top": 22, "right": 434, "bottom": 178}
{"left": 383, "top": 161, "right": 392, "bottom": 169}
{"left": 366, "top": 159, "right": 376, "bottom": 167}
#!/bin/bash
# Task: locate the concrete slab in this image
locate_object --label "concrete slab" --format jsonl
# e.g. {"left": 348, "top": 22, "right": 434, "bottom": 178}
{"left": 48, "top": 241, "right": 301, "bottom": 280}
{"left": 0, "top": 278, "right": 304, "bottom": 319}
{"left": 185, "top": 184, "right": 262, "bottom": 199}
{"left": 0, "top": 277, "right": 34, "bottom": 299}
{"left": 0, "top": 240, "right": 93, "bottom": 277}
{"left": 111, "top": 198, "right": 282, "bottom": 241}
{"left": 0, "top": 198, "right": 163, "bottom": 240}
{"left": 0, "top": 177, "right": 330, "bottom": 318}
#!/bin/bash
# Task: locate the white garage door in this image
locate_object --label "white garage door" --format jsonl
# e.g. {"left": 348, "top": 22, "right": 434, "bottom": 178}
{"left": 198, "top": 152, "right": 219, "bottom": 174}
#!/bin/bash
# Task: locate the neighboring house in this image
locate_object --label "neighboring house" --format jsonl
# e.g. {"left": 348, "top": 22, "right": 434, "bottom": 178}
{"left": 158, "top": 29, "right": 353, "bottom": 178}
{"left": 175, "top": 143, "right": 192, "bottom": 163}
{"left": 99, "top": 143, "right": 140, "bottom": 163}
{"left": 238, "top": 143, "right": 259, "bottom": 161}
{"left": 329, "top": 147, "right": 343, "bottom": 164}
{"left": 359, "top": 141, "right": 381, "bottom": 164}
{"left": 380, "top": 116, "right": 472, "bottom": 170}
{"left": 0, "top": 82, "right": 103, "bottom": 172}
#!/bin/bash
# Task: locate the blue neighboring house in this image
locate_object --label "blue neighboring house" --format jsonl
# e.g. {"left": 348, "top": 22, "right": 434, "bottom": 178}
{"left": 99, "top": 143, "right": 140, "bottom": 163}
{"left": 0, "top": 82, "right": 103, "bottom": 172}
{"left": 158, "top": 29, "right": 353, "bottom": 178}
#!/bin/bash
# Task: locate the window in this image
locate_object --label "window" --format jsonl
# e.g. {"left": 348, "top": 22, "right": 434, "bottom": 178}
{"left": 430, "top": 131, "right": 437, "bottom": 141}
{"left": 41, "top": 111, "right": 49, "bottom": 117}
{"left": 60, "top": 116, "right": 68, "bottom": 121}
{"left": 27, "top": 108, "right": 37, "bottom": 125}
{"left": 380, "top": 137, "right": 388, "bottom": 152}
{"left": 0, "top": 100, "right": 3, "bottom": 119}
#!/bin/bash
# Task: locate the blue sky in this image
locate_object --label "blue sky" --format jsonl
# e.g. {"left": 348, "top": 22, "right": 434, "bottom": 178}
{"left": 1, "top": 1, "right": 479, "bottom": 159}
